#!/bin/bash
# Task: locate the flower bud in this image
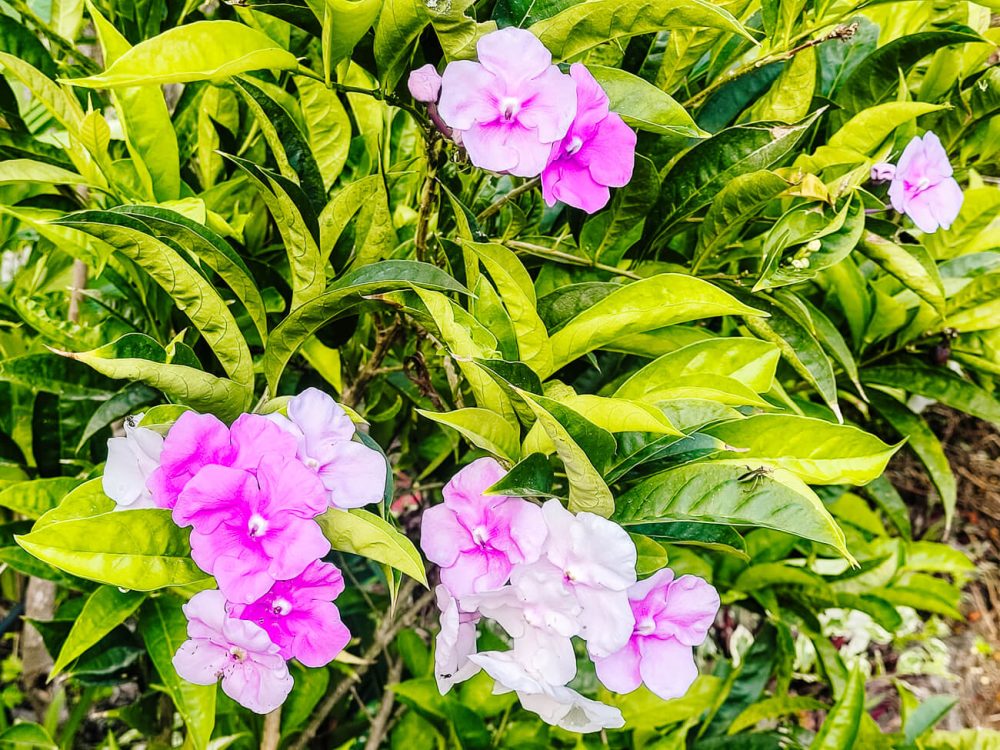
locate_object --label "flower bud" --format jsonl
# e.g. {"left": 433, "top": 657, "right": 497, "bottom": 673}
{"left": 871, "top": 162, "right": 896, "bottom": 182}
{"left": 408, "top": 64, "right": 442, "bottom": 103}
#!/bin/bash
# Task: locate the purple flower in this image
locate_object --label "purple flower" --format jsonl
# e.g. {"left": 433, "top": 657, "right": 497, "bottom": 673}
{"left": 594, "top": 568, "right": 719, "bottom": 700}
{"left": 420, "top": 457, "right": 547, "bottom": 598}
{"left": 148, "top": 411, "right": 296, "bottom": 510}
{"left": 172, "top": 590, "right": 293, "bottom": 714}
{"left": 230, "top": 560, "right": 350, "bottom": 668}
{"left": 173, "top": 455, "right": 330, "bottom": 604}
{"left": 437, "top": 27, "right": 577, "bottom": 177}
{"left": 870, "top": 162, "right": 895, "bottom": 182}
{"left": 887, "top": 132, "right": 963, "bottom": 233}
{"left": 270, "top": 388, "right": 387, "bottom": 509}
{"left": 541, "top": 64, "right": 636, "bottom": 214}
{"left": 408, "top": 64, "right": 442, "bottom": 103}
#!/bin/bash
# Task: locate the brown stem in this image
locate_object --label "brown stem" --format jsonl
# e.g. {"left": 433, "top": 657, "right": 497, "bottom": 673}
{"left": 261, "top": 706, "right": 282, "bottom": 750}
{"left": 288, "top": 582, "right": 434, "bottom": 750}
{"left": 476, "top": 177, "right": 541, "bottom": 222}
{"left": 683, "top": 23, "right": 859, "bottom": 110}
{"left": 362, "top": 657, "right": 404, "bottom": 750}
{"left": 68, "top": 259, "right": 87, "bottom": 323}
{"left": 415, "top": 139, "right": 444, "bottom": 263}
{"left": 342, "top": 317, "right": 403, "bottom": 409}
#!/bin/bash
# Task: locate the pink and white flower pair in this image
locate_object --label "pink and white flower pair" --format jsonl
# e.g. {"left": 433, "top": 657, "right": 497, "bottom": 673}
{"left": 408, "top": 28, "right": 636, "bottom": 214}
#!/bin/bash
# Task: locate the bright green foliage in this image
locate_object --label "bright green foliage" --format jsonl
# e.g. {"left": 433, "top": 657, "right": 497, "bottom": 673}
{"left": 0, "top": 0, "right": 996, "bottom": 748}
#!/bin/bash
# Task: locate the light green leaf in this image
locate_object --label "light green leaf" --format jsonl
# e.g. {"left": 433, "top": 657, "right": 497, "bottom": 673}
{"left": 34, "top": 479, "right": 114, "bottom": 530}
{"left": 17, "top": 510, "right": 210, "bottom": 590}
{"left": 56, "top": 211, "right": 254, "bottom": 386}
{"left": 517, "top": 390, "right": 614, "bottom": 517}
{"left": 545, "top": 274, "right": 763, "bottom": 377}
{"left": 0, "top": 52, "right": 84, "bottom": 133}
{"left": 828, "top": 101, "right": 946, "bottom": 154}
{"left": 296, "top": 76, "right": 351, "bottom": 191}
{"left": 465, "top": 241, "right": 553, "bottom": 377}
{"left": 51, "top": 586, "right": 145, "bottom": 677}
{"left": 58, "top": 333, "right": 252, "bottom": 422}
{"left": 373, "top": 0, "right": 431, "bottom": 90}
{"left": 529, "top": 0, "right": 751, "bottom": 61}
{"left": 588, "top": 65, "right": 704, "bottom": 139}
{"left": 140, "top": 597, "right": 216, "bottom": 750}
{"left": 615, "top": 338, "right": 780, "bottom": 400}
{"left": 729, "top": 696, "right": 827, "bottom": 735}
{"left": 859, "top": 233, "right": 946, "bottom": 316}
{"left": 318, "top": 508, "right": 427, "bottom": 586}
{"left": 810, "top": 665, "right": 865, "bottom": 746}
{"left": 0, "top": 478, "right": 81, "bottom": 520}
{"left": 615, "top": 463, "right": 852, "bottom": 560}
{"left": 307, "top": 0, "right": 382, "bottom": 66}
{"left": 418, "top": 408, "right": 521, "bottom": 463}
{"left": 557, "top": 395, "right": 682, "bottom": 436}
{"left": 0, "top": 159, "right": 85, "bottom": 185}
{"left": 66, "top": 20, "right": 299, "bottom": 87}
{"left": 705, "top": 415, "right": 898, "bottom": 485}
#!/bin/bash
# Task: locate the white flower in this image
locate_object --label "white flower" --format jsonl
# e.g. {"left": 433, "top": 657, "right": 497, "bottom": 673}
{"left": 470, "top": 650, "right": 624, "bottom": 733}
{"left": 434, "top": 585, "right": 480, "bottom": 694}
{"left": 463, "top": 560, "right": 581, "bottom": 685}
{"left": 103, "top": 414, "right": 163, "bottom": 510}
{"left": 539, "top": 499, "right": 637, "bottom": 657}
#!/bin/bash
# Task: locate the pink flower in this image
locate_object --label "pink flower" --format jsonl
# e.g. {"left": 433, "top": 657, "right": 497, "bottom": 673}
{"left": 148, "top": 412, "right": 296, "bottom": 510}
{"left": 420, "top": 457, "right": 547, "bottom": 598}
{"left": 270, "top": 388, "right": 387, "bottom": 509}
{"left": 887, "top": 132, "right": 963, "bottom": 233}
{"left": 594, "top": 568, "right": 719, "bottom": 700}
{"left": 437, "top": 27, "right": 577, "bottom": 177}
{"left": 408, "top": 64, "right": 442, "bottom": 103}
{"left": 541, "top": 64, "right": 636, "bottom": 214}
{"left": 173, "top": 455, "right": 331, "bottom": 604}
{"left": 230, "top": 560, "right": 350, "bottom": 668}
{"left": 871, "top": 162, "right": 895, "bottom": 182}
{"left": 172, "top": 590, "right": 293, "bottom": 714}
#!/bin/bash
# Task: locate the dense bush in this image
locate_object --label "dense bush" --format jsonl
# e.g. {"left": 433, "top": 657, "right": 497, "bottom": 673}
{"left": 0, "top": 0, "right": 999, "bottom": 747}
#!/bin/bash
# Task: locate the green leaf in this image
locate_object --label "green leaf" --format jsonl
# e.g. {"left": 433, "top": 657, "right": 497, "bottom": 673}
{"left": 728, "top": 695, "right": 827, "bottom": 735}
{"left": 863, "top": 359, "right": 1000, "bottom": 425}
{"left": 630, "top": 521, "right": 749, "bottom": 560}
{"left": 16, "top": 510, "right": 210, "bottom": 591}
{"left": 517, "top": 390, "right": 615, "bottom": 517}
{"left": 225, "top": 155, "right": 325, "bottom": 312}
{"left": 869, "top": 390, "right": 956, "bottom": 529}
{"left": 694, "top": 170, "right": 790, "bottom": 272}
{"left": 418, "top": 407, "right": 521, "bottom": 463}
{"left": 836, "top": 30, "right": 987, "bottom": 112}
{"left": 34, "top": 479, "right": 114, "bottom": 530}
{"left": 465, "top": 241, "right": 553, "bottom": 376}
{"left": 56, "top": 211, "right": 254, "bottom": 386}
{"left": 88, "top": 0, "right": 181, "bottom": 202}
{"left": 139, "top": 597, "right": 216, "bottom": 750}
{"left": 233, "top": 76, "right": 326, "bottom": 212}
{"left": 296, "top": 75, "right": 351, "bottom": 191}
{"left": 51, "top": 586, "right": 145, "bottom": 677}
{"left": 317, "top": 508, "right": 427, "bottom": 586}
{"left": 859, "top": 233, "right": 946, "bottom": 316}
{"left": 66, "top": 20, "right": 299, "bottom": 87}
{"left": 827, "top": 101, "right": 946, "bottom": 154}
{"left": 0, "top": 159, "right": 85, "bottom": 185}
{"left": 0, "top": 478, "right": 81, "bottom": 519}
{"left": 308, "top": 0, "right": 381, "bottom": 66}
{"left": 486, "top": 453, "right": 553, "bottom": 498}
{"left": 587, "top": 65, "right": 704, "bottom": 139}
{"left": 0, "top": 353, "right": 115, "bottom": 397}
{"left": 903, "top": 695, "right": 958, "bottom": 745}
{"left": 0, "top": 52, "right": 84, "bottom": 134}
{"left": 58, "top": 334, "right": 251, "bottom": 422}
{"left": 113, "top": 206, "right": 268, "bottom": 343}
{"left": 545, "top": 274, "right": 762, "bottom": 376}
{"left": 555, "top": 395, "right": 682, "bottom": 436}
{"left": 615, "top": 463, "right": 852, "bottom": 560}
{"left": 705, "top": 415, "right": 898, "bottom": 485}
{"left": 373, "top": 0, "right": 431, "bottom": 90}
{"left": 810, "top": 665, "right": 865, "bottom": 747}
{"left": 319, "top": 173, "right": 397, "bottom": 268}
{"left": 615, "top": 338, "right": 780, "bottom": 400}
{"left": 648, "top": 111, "right": 822, "bottom": 245}
{"left": 863, "top": 475, "right": 911, "bottom": 540}
{"left": 529, "top": 0, "right": 751, "bottom": 61}
{"left": 0, "top": 722, "right": 57, "bottom": 749}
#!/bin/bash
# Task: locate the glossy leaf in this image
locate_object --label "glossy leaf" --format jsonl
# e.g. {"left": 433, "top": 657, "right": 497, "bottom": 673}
{"left": 863, "top": 360, "right": 1000, "bottom": 425}
{"left": 318, "top": 508, "right": 427, "bottom": 586}
{"left": 810, "top": 665, "right": 865, "bottom": 746}
{"left": 417, "top": 407, "right": 521, "bottom": 463}
{"left": 0, "top": 477, "right": 81, "bottom": 519}
{"left": 588, "top": 65, "right": 704, "bottom": 139}
{"left": 51, "top": 586, "right": 145, "bottom": 677}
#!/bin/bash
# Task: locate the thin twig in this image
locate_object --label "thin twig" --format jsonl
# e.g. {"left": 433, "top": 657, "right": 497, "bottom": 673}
{"left": 363, "top": 657, "right": 404, "bottom": 750}
{"left": 260, "top": 707, "right": 281, "bottom": 750}
{"left": 288, "top": 582, "right": 434, "bottom": 750}
{"left": 506, "top": 240, "right": 642, "bottom": 279}
{"left": 415, "top": 138, "right": 444, "bottom": 263}
{"left": 476, "top": 177, "right": 540, "bottom": 222}
{"left": 342, "top": 317, "right": 404, "bottom": 409}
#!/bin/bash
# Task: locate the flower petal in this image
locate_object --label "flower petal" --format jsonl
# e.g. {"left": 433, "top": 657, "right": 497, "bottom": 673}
{"left": 638, "top": 637, "right": 698, "bottom": 701}
{"left": 438, "top": 61, "right": 498, "bottom": 131}
{"left": 316, "top": 440, "right": 387, "bottom": 509}
{"left": 594, "top": 639, "right": 643, "bottom": 694}
{"left": 476, "top": 27, "right": 552, "bottom": 83}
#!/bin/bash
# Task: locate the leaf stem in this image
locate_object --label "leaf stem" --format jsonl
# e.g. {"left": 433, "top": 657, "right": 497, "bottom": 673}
{"left": 476, "top": 177, "right": 541, "bottom": 222}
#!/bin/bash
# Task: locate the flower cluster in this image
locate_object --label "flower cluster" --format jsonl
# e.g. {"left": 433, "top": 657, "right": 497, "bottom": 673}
{"left": 102, "top": 388, "right": 388, "bottom": 713}
{"left": 871, "top": 131, "right": 963, "bottom": 233}
{"left": 420, "top": 458, "right": 720, "bottom": 733}
{"left": 407, "top": 28, "right": 637, "bottom": 214}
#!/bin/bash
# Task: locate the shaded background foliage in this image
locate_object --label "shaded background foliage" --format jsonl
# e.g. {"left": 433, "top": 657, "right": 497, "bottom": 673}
{"left": 0, "top": 0, "right": 997, "bottom": 747}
